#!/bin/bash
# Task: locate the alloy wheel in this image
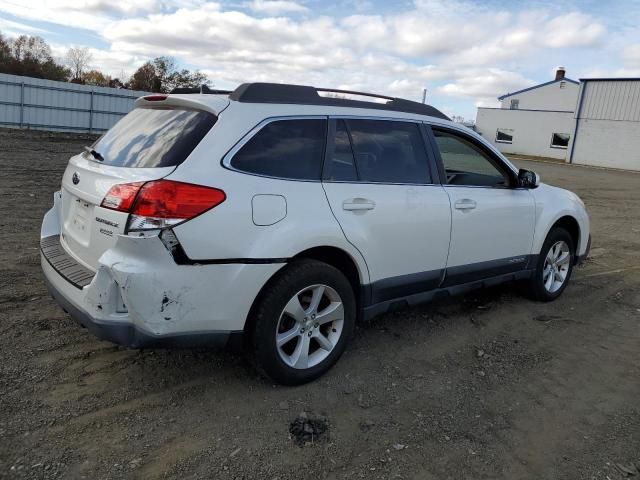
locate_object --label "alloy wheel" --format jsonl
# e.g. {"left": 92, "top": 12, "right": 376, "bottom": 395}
{"left": 543, "top": 240, "right": 571, "bottom": 293}
{"left": 275, "top": 284, "right": 344, "bottom": 370}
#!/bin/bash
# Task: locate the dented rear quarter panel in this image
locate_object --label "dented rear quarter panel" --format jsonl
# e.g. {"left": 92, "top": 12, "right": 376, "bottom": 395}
{"left": 96, "top": 234, "right": 283, "bottom": 333}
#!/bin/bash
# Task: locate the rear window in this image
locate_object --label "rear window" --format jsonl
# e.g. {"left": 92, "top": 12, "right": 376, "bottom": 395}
{"left": 230, "top": 119, "right": 326, "bottom": 180}
{"left": 91, "top": 108, "right": 216, "bottom": 168}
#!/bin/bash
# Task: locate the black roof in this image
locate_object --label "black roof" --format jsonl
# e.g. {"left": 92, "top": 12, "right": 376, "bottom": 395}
{"left": 229, "top": 83, "right": 449, "bottom": 120}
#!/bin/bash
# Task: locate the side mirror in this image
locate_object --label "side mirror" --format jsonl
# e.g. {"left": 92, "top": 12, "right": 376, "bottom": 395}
{"left": 518, "top": 169, "right": 540, "bottom": 188}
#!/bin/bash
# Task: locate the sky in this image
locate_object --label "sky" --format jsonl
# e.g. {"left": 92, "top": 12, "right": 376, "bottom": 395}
{"left": 1, "top": 0, "right": 640, "bottom": 120}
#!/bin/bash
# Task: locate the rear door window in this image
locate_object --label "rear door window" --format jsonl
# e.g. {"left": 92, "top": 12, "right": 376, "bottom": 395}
{"left": 326, "top": 119, "right": 431, "bottom": 184}
{"left": 91, "top": 108, "right": 217, "bottom": 168}
{"left": 230, "top": 119, "right": 327, "bottom": 180}
{"left": 324, "top": 120, "right": 358, "bottom": 181}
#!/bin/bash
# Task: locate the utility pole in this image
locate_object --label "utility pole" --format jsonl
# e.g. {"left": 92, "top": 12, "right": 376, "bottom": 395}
{"left": 422, "top": 88, "right": 427, "bottom": 104}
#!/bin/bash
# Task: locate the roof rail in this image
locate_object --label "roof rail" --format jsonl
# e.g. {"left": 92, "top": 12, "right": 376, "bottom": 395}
{"left": 317, "top": 87, "right": 395, "bottom": 101}
{"left": 169, "top": 85, "right": 233, "bottom": 95}
{"left": 228, "top": 83, "right": 450, "bottom": 120}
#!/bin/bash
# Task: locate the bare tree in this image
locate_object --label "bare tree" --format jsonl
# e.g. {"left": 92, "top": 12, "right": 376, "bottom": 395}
{"left": 11, "top": 35, "right": 52, "bottom": 62}
{"left": 65, "top": 46, "right": 92, "bottom": 81}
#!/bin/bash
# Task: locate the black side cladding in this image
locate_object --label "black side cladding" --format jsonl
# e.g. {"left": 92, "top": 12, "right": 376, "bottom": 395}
{"left": 229, "top": 82, "right": 450, "bottom": 120}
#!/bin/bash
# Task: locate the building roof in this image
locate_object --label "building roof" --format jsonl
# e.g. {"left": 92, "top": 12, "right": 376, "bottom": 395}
{"left": 579, "top": 77, "right": 640, "bottom": 82}
{"left": 497, "top": 78, "right": 579, "bottom": 100}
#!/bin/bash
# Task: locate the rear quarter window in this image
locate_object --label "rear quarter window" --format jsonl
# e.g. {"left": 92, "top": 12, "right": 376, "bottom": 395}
{"left": 230, "top": 119, "right": 327, "bottom": 180}
{"left": 91, "top": 107, "right": 217, "bottom": 168}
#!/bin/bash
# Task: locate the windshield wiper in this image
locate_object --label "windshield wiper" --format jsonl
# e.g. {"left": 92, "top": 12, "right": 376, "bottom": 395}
{"left": 84, "top": 146, "right": 104, "bottom": 162}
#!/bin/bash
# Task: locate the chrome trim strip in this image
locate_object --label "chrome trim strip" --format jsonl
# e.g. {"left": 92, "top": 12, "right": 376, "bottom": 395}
{"left": 328, "top": 114, "right": 424, "bottom": 123}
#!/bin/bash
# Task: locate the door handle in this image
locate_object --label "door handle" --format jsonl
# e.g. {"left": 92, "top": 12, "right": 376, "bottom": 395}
{"left": 454, "top": 199, "right": 477, "bottom": 210}
{"left": 343, "top": 198, "right": 376, "bottom": 211}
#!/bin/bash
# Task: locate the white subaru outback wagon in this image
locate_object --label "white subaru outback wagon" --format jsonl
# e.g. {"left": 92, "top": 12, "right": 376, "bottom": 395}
{"left": 41, "top": 83, "right": 591, "bottom": 384}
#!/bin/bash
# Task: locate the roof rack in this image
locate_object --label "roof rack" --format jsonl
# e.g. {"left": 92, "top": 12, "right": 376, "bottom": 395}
{"left": 228, "top": 83, "right": 450, "bottom": 120}
{"left": 169, "top": 85, "right": 233, "bottom": 95}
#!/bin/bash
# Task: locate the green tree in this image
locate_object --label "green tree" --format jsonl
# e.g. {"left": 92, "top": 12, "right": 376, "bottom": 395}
{"left": 152, "top": 56, "right": 176, "bottom": 89}
{"left": 82, "top": 69, "right": 111, "bottom": 87}
{"left": 108, "top": 77, "right": 126, "bottom": 89}
{"left": 165, "top": 68, "right": 210, "bottom": 92}
{"left": 128, "top": 56, "right": 210, "bottom": 93}
{"left": 128, "top": 61, "right": 160, "bottom": 91}
{"left": 0, "top": 32, "right": 70, "bottom": 81}
{"left": 0, "top": 33, "right": 11, "bottom": 64}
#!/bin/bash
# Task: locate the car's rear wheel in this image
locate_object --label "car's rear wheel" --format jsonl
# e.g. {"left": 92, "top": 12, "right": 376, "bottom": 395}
{"left": 528, "top": 227, "right": 575, "bottom": 301}
{"left": 249, "top": 260, "right": 356, "bottom": 385}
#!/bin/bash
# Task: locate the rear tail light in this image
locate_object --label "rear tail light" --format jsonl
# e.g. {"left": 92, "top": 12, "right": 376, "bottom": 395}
{"left": 143, "top": 95, "right": 167, "bottom": 101}
{"left": 100, "top": 180, "right": 226, "bottom": 231}
{"left": 101, "top": 182, "right": 144, "bottom": 211}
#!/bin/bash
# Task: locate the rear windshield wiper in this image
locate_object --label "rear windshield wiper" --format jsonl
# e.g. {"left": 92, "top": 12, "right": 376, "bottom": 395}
{"left": 84, "top": 146, "right": 104, "bottom": 162}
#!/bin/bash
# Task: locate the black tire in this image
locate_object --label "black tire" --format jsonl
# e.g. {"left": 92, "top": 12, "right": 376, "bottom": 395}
{"left": 528, "top": 227, "right": 575, "bottom": 302}
{"left": 247, "top": 259, "right": 356, "bottom": 385}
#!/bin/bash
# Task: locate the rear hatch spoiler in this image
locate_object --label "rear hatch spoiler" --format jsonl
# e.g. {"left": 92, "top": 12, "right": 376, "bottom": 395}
{"left": 134, "top": 93, "right": 230, "bottom": 116}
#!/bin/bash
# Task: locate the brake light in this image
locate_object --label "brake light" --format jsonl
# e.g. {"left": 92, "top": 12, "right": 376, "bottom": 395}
{"left": 100, "top": 180, "right": 226, "bottom": 231}
{"left": 101, "top": 182, "right": 144, "bottom": 211}
{"left": 134, "top": 180, "right": 226, "bottom": 218}
{"left": 143, "top": 95, "right": 167, "bottom": 101}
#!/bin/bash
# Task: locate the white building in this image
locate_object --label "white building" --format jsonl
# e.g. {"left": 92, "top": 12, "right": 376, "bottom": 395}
{"left": 476, "top": 68, "right": 579, "bottom": 160}
{"left": 568, "top": 78, "right": 640, "bottom": 170}
{"left": 475, "top": 68, "right": 640, "bottom": 171}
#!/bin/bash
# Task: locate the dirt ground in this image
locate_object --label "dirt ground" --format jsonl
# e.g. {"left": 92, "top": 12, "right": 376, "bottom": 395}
{"left": 0, "top": 127, "right": 639, "bottom": 480}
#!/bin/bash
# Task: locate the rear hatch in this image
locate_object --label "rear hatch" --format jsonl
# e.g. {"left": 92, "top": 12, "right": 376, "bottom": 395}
{"left": 58, "top": 99, "right": 223, "bottom": 270}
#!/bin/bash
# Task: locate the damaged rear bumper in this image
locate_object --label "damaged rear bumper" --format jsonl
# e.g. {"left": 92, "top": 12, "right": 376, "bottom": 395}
{"left": 41, "top": 202, "right": 284, "bottom": 348}
{"left": 43, "top": 271, "right": 236, "bottom": 348}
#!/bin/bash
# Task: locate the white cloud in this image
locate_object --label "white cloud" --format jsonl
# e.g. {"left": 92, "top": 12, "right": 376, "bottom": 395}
{"left": 48, "top": 43, "right": 147, "bottom": 78}
{"left": 0, "top": 0, "right": 628, "bottom": 117}
{"left": 540, "top": 12, "right": 605, "bottom": 48}
{"left": 73, "top": 0, "right": 161, "bottom": 15}
{"left": 0, "top": 0, "right": 158, "bottom": 29}
{"left": 622, "top": 44, "right": 640, "bottom": 68}
{"left": 582, "top": 66, "right": 640, "bottom": 79}
{"left": 437, "top": 68, "right": 534, "bottom": 99}
{"left": 246, "top": 0, "right": 308, "bottom": 14}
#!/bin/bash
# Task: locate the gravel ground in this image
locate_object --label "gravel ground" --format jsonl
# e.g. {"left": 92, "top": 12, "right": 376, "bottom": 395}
{"left": 0, "top": 127, "right": 639, "bottom": 479}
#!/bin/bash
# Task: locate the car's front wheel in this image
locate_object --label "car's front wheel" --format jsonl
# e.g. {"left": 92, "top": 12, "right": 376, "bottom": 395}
{"left": 528, "top": 227, "right": 575, "bottom": 301}
{"left": 249, "top": 260, "right": 356, "bottom": 385}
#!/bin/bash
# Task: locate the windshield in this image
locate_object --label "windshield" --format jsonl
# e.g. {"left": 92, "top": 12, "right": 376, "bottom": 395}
{"left": 90, "top": 107, "right": 217, "bottom": 168}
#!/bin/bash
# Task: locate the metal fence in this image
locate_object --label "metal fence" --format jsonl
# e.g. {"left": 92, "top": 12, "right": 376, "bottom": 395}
{"left": 0, "top": 73, "right": 150, "bottom": 133}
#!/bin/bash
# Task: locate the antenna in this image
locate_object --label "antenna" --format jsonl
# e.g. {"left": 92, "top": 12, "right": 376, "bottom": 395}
{"left": 422, "top": 88, "right": 427, "bottom": 104}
